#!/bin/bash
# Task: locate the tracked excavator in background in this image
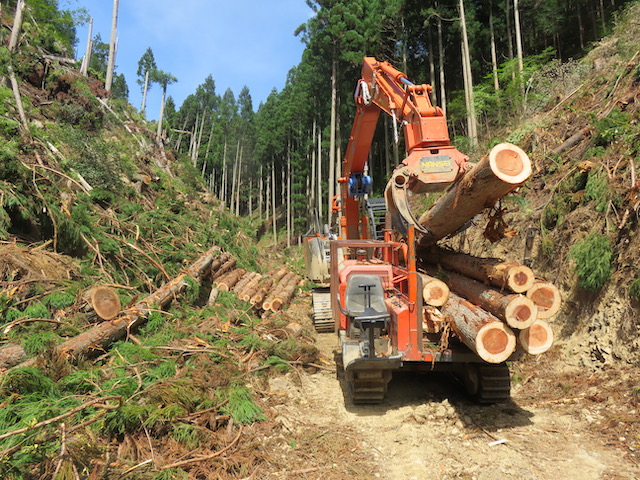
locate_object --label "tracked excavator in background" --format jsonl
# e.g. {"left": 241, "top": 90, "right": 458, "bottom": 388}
{"left": 306, "top": 57, "right": 538, "bottom": 404}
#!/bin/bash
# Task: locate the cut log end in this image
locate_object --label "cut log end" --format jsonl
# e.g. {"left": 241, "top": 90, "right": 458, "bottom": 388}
{"left": 503, "top": 296, "right": 538, "bottom": 329}
{"left": 476, "top": 322, "right": 516, "bottom": 364}
{"left": 422, "top": 278, "right": 450, "bottom": 307}
{"left": 518, "top": 319, "right": 553, "bottom": 355}
{"left": 506, "top": 265, "right": 535, "bottom": 293}
{"left": 526, "top": 282, "right": 561, "bottom": 319}
{"left": 489, "top": 143, "right": 531, "bottom": 185}
{"left": 90, "top": 286, "right": 121, "bottom": 320}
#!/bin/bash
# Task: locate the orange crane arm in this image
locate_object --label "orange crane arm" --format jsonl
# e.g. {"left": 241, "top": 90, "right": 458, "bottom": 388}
{"left": 339, "top": 57, "right": 469, "bottom": 239}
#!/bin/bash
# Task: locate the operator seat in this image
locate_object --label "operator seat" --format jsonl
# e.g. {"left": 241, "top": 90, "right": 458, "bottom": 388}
{"left": 343, "top": 274, "right": 390, "bottom": 358}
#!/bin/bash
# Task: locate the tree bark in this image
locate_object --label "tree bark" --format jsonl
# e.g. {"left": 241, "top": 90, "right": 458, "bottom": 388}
{"left": 437, "top": 5, "right": 447, "bottom": 115}
{"left": 418, "top": 273, "right": 449, "bottom": 307}
{"left": 417, "top": 143, "right": 531, "bottom": 245}
{"left": 250, "top": 269, "right": 287, "bottom": 306}
{"left": 513, "top": 0, "right": 525, "bottom": 93}
{"left": 552, "top": 128, "right": 589, "bottom": 155}
{"left": 271, "top": 164, "right": 277, "bottom": 245}
{"left": 459, "top": 0, "right": 478, "bottom": 145}
{"left": 141, "top": 70, "right": 150, "bottom": 114}
{"left": 489, "top": 4, "right": 500, "bottom": 92}
{"left": 8, "top": 0, "right": 25, "bottom": 52}
{"left": 262, "top": 272, "right": 296, "bottom": 311}
{"left": 215, "top": 268, "right": 247, "bottom": 292}
{"left": 156, "top": 86, "right": 167, "bottom": 141}
{"left": 424, "top": 246, "right": 535, "bottom": 294}
{"left": 442, "top": 292, "right": 516, "bottom": 363}
{"left": 105, "top": 0, "right": 119, "bottom": 93}
{"left": 526, "top": 281, "right": 561, "bottom": 319}
{"left": 269, "top": 274, "right": 301, "bottom": 312}
{"left": 211, "top": 257, "right": 237, "bottom": 279}
{"left": 80, "top": 18, "right": 93, "bottom": 77}
{"left": 328, "top": 52, "right": 337, "bottom": 221}
{"left": 518, "top": 319, "right": 553, "bottom": 354}
{"left": 436, "top": 269, "right": 537, "bottom": 329}
{"left": 232, "top": 271, "right": 259, "bottom": 295}
{"left": 237, "top": 273, "right": 263, "bottom": 301}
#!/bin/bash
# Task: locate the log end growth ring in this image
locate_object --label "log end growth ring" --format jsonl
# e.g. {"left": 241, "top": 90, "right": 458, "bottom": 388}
{"left": 422, "top": 278, "right": 450, "bottom": 307}
{"left": 519, "top": 320, "right": 554, "bottom": 355}
{"left": 506, "top": 265, "right": 536, "bottom": 293}
{"left": 504, "top": 296, "right": 538, "bottom": 329}
{"left": 526, "top": 282, "right": 562, "bottom": 319}
{"left": 476, "top": 322, "right": 516, "bottom": 364}
{"left": 489, "top": 143, "right": 531, "bottom": 185}
{"left": 90, "top": 286, "right": 121, "bottom": 320}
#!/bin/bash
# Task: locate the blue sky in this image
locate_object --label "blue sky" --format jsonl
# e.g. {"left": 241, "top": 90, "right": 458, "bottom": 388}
{"left": 66, "top": 0, "right": 312, "bottom": 118}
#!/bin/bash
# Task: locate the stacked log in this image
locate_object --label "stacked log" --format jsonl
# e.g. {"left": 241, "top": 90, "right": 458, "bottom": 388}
{"left": 268, "top": 274, "right": 301, "bottom": 312}
{"left": 262, "top": 272, "right": 297, "bottom": 311}
{"left": 249, "top": 269, "right": 288, "bottom": 306}
{"left": 411, "top": 144, "right": 560, "bottom": 360}
{"left": 215, "top": 268, "right": 246, "bottom": 291}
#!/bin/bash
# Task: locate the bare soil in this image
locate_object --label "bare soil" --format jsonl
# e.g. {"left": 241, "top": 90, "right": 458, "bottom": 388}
{"left": 265, "top": 293, "right": 640, "bottom": 480}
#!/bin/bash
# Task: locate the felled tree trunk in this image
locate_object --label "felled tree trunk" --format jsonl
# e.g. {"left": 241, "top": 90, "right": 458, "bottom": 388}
{"left": 249, "top": 269, "right": 287, "bottom": 306}
{"left": 442, "top": 292, "right": 516, "bottom": 363}
{"left": 231, "top": 271, "right": 257, "bottom": 295}
{"left": 437, "top": 269, "right": 537, "bottom": 329}
{"left": 262, "top": 272, "right": 296, "bottom": 311}
{"left": 418, "top": 143, "right": 531, "bottom": 245}
{"left": 424, "top": 246, "right": 535, "bottom": 293}
{"left": 81, "top": 286, "right": 121, "bottom": 321}
{"left": 418, "top": 273, "right": 449, "bottom": 307}
{"left": 9, "top": 246, "right": 220, "bottom": 370}
{"left": 212, "top": 257, "right": 236, "bottom": 279}
{"left": 269, "top": 274, "right": 301, "bottom": 311}
{"left": 518, "top": 319, "right": 553, "bottom": 355}
{"left": 215, "top": 268, "right": 246, "bottom": 291}
{"left": 526, "top": 281, "right": 561, "bottom": 319}
{"left": 237, "top": 273, "right": 263, "bottom": 301}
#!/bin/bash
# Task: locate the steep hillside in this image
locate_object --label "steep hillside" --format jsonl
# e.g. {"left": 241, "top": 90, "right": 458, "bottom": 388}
{"left": 454, "top": 2, "right": 640, "bottom": 367}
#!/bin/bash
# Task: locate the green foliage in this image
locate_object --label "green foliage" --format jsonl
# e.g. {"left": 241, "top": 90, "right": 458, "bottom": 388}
{"left": 154, "top": 469, "right": 188, "bottom": 480}
{"left": 221, "top": 385, "right": 265, "bottom": 425}
{"left": 629, "top": 272, "right": 640, "bottom": 301}
{"left": 170, "top": 423, "right": 203, "bottom": 449}
{"left": 183, "top": 275, "right": 200, "bottom": 304}
{"left": 21, "top": 331, "right": 61, "bottom": 356}
{"left": 43, "top": 290, "right": 76, "bottom": 309}
{"left": 584, "top": 171, "right": 610, "bottom": 212}
{"left": 594, "top": 111, "right": 630, "bottom": 146}
{"left": 22, "top": 302, "right": 50, "bottom": 320}
{"left": 569, "top": 233, "right": 613, "bottom": 290}
{"left": 103, "top": 403, "right": 152, "bottom": 435}
{"left": 0, "top": 367, "right": 59, "bottom": 397}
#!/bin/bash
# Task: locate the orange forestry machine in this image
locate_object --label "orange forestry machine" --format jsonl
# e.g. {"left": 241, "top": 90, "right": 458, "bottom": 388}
{"left": 330, "top": 57, "right": 510, "bottom": 404}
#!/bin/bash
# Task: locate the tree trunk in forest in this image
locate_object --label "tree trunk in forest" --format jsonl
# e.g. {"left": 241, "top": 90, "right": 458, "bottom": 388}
{"left": 221, "top": 141, "right": 228, "bottom": 207}
{"left": 105, "top": 0, "right": 119, "bottom": 93}
{"left": 8, "top": 0, "right": 25, "bottom": 52}
{"left": 459, "top": 0, "right": 478, "bottom": 146}
{"left": 505, "top": 0, "right": 515, "bottom": 81}
{"left": 317, "top": 122, "right": 323, "bottom": 221}
{"left": 80, "top": 18, "right": 93, "bottom": 77}
{"left": 489, "top": 5, "right": 500, "bottom": 92}
{"left": 577, "top": 6, "right": 585, "bottom": 50}
{"left": 417, "top": 143, "right": 532, "bottom": 245}
{"left": 442, "top": 292, "right": 517, "bottom": 363}
{"left": 311, "top": 122, "right": 317, "bottom": 219}
{"left": 436, "top": 269, "right": 537, "bottom": 329}
{"left": 272, "top": 164, "right": 277, "bottom": 245}
{"left": 526, "top": 281, "right": 561, "bottom": 319}
{"left": 259, "top": 165, "right": 263, "bottom": 222}
{"left": 156, "top": 85, "right": 167, "bottom": 141}
{"left": 428, "top": 25, "right": 437, "bottom": 104}
{"left": 249, "top": 178, "right": 253, "bottom": 215}
{"left": 6, "top": 247, "right": 220, "bottom": 370}
{"left": 518, "top": 319, "right": 553, "bottom": 355}
{"left": 287, "top": 152, "right": 292, "bottom": 248}
{"left": 436, "top": 6, "right": 447, "bottom": 115}
{"left": 235, "top": 145, "right": 243, "bottom": 216}
{"left": 230, "top": 139, "right": 239, "bottom": 213}
{"left": 424, "top": 246, "right": 535, "bottom": 294}
{"left": 513, "top": 0, "right": 525, "bottom": 93}
{"left": 141, "top": 70, "right": 150, "bottom": 114}
{"left": 328, "top": 52, "right": 337, "bottom": 224}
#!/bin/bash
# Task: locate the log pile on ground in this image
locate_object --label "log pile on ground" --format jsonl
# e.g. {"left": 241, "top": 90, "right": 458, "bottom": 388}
{"left": 413, "top": 143, "right": 558, "bottom": 363}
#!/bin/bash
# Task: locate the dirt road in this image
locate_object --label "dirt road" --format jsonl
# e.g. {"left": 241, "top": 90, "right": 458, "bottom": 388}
{"left": 267, "top": 329, "right": 640, "bottom": 480}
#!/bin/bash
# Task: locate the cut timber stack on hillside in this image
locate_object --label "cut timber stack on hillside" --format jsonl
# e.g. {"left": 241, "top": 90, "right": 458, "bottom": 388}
{"left": 410, "top": 143, "right": 558, "bottom": 361}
